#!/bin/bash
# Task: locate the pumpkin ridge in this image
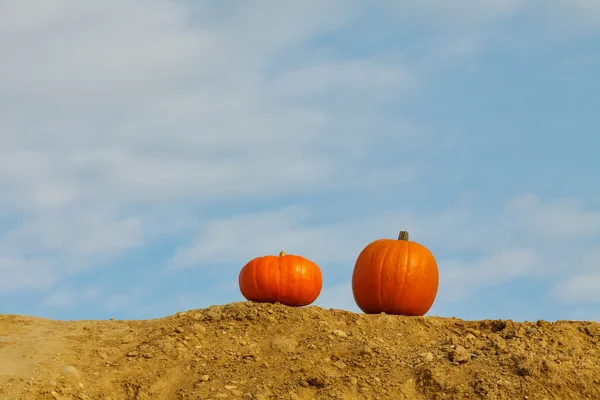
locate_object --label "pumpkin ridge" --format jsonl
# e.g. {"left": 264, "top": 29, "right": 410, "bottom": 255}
{"left": 351, "top": 253, "right": 362, "bottom": 310}
{"left": 259, "top": 256, "right": 276, "bottom": 302}
{"left": 284, "top": 255, "right": 294, "bottom": 305}
{"left": 276, "top": 254, "right": 282, "bottom": 304}
{"left": 252, "top": 259, "right": 263, "bottom": 301}
{"left": 395, "top": 240, "right": 411, "bottom": 314}
{"left": 380, "top": 241, "right": 394, "bottom": 312}
{"left": 287, "top": 256, "right": 294, "bottom": 305}
{"left": 388, "top": 239, "right": 403, "bottom": 313}
{"left": 375, "top": 241, "right": 387, "bottom": 312}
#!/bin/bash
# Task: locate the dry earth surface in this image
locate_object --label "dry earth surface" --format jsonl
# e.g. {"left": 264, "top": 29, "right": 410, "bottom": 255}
{"left": 1, "top": 301, "right": 600, "bottom": 400}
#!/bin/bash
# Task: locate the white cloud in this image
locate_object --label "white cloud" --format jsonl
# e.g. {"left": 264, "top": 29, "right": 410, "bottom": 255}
{"left": 0, "top": 0, "right": 423, "bottom": 293}
{"left": 504, "top": 194, "right": 600, "bottom": 239}
{"left": 101, "top": 286, "right": 149, "bottom": 313}
{"left": 42, "top": 285, "right": 102, "bottom": 308}
{"left": 269, "top": 59, "right": 417, "bottom": 103}
{"left": 552, "top": 274, "right": 600, "bottom": 304}
{"left": 0, "top": 1, "right": 207, "bottom": 101}
{"left": 3, "top": 208, "right": 143, "bottom": 258}
{"left": 384, "top": 0, "right": 600, "bottom": 31}
{"left": 439, "top": 249, "right": 539, "bottom": 301}
{"left": 0, "top": 257, "right": 57, "bottom": 293}
{"left": 429, "top": 33, "right": 484, "bottom": 64}
{"left": 544, "top": 0, "right": 600, "bottom": 27}
{"left": 383, "top": 0, "right": 524, "bottom": 26}
{"left": 166, "top": 203, "right": 467, "bottom": 272}
{"left": 0, "top": 0, "right": 430, "bottom": 216}
{"left": 434, "top": 194, "right": 600, "bottom": 301}
{"left": 168, "top": 206, "right": 353, "bottom": 269}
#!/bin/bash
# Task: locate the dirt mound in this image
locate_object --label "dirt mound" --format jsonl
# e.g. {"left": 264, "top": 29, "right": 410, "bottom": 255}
{"left": 1, "top": 302, "right": 599, "bottom": 399}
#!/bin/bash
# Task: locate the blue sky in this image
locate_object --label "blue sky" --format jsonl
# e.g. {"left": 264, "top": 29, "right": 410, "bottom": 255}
{"left": 1, "top": 1, "right": 599, "bottom": 322}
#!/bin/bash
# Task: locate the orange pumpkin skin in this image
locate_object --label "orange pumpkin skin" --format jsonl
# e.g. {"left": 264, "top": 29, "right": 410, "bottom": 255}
{"left": 352, "top": 231, "right": 438, "bottom": 316}
{"left": 239, "top": 251, "right": 322, "bottom": 307}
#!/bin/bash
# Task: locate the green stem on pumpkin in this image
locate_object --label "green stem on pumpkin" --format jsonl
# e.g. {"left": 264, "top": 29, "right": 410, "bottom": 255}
{"left": 279, "top": 251, "right": 286, "bottom": 256}
{"left": 398, "top": 231, "right": 409, "bottom": 241}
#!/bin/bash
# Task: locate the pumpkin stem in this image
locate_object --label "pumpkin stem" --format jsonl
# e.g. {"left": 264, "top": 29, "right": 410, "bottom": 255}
{"left": 398, "top": 231, "right": 409, "bottom": 241}
{"left": 279, "top": 251, "right": 286, "bottom": 256}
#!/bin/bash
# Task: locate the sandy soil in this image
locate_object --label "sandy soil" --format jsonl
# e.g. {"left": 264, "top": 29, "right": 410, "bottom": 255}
{"left": 1, "top": 302, "right": 599, "bottom": 399}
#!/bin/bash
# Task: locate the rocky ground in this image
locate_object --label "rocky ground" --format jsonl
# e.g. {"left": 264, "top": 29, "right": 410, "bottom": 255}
{"left": 1, "top": 301, "right": 599, "bottom": 400}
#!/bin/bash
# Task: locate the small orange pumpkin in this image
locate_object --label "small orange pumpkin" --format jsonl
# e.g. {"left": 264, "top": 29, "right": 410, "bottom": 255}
{"left": 352, "top": 230, "right": 438, "bottom": 316}
{"left": 239, "top": 251, "right": 322, "bottom": 307}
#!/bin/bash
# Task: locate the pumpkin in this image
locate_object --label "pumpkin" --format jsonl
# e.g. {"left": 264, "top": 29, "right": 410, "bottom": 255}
{"left": 351, "top": 230, "right": 438, "bottom": 316}
{"left": 239, "top": 251, "right": 322, "bottom": 307}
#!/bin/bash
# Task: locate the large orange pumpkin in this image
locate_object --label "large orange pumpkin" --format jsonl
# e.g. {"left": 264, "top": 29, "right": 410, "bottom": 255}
{"left": 352, "top": 230, "right": 438, "bottom": 316}
{"left": 239, "top": 251, "right": 322, "bottom": 307}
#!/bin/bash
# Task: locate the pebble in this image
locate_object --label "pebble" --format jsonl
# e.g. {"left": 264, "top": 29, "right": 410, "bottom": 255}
{"left": 206, "top": 307, "right": 223, "bottom": 321}
{"left": 449, "top": 345, "right": 472, "bottom": 364}
{"left": 491, "top": 335, "right": 507, "bottom": 351}
{"left": 332, "top": 329, "right": 348, "bottom": 338}
{"left": 121, "top": 336, "right": 135, "bottom": 344}
{"left": 59, "top": 365, "right": 80, "bottom": 379}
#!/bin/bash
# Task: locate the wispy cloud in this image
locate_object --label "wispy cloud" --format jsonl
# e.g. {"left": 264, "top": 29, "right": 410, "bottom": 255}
{"left": 386, "top": 0, "right": 524, "bottom": 25}
{"left": 0, "top": 257, "right": 57, "bottom": 293}
{"left": 552, "top": 274, "right": 600, "bottom": 304}
{"left": 42, "top": 285, "right": 102, "bottom": 308}
{"left": 0, "top": 0, "right": 427, "bottom": 293}
{"left": 440, "top": 250, "right": 539, "bottom": 301}
{"left": 504, "top": 195, "right": 600, "bottom": 239}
